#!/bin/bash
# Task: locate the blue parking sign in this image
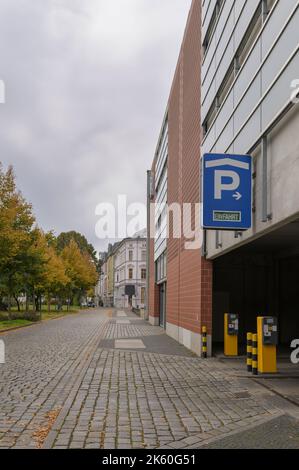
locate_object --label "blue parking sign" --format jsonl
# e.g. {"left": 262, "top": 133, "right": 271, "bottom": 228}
{"left": 202, "top": 153, "right": 252, "bottom": 230}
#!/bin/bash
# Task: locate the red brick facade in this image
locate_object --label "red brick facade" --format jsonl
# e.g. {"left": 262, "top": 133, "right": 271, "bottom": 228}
{"left": 148, "top": 0, "right": 213, "bottom": 344}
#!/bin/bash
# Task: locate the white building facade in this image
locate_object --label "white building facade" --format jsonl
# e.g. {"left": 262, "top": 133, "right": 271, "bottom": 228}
{"left": 114, "top": 237, "right": 147, "bottom": 309}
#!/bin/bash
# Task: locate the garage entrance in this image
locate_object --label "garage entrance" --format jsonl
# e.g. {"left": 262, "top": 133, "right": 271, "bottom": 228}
{"left": 212, "top": 220, "right": 299, "bottom": 353}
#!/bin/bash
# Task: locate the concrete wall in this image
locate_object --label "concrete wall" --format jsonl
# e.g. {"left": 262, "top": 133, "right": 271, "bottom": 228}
{"left": 201, "top": 0, "right": 299, "bottom": 260}
{"left": 206, "top": 104, "right": 299, "bottom": 259}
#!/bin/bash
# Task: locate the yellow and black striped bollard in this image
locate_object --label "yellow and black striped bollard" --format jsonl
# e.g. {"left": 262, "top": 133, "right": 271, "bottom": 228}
{"left": 202, "top": 326, "right": 207, "bottom": 358}
{"left": 252, "top": 334, "right": 258, "bottom": 375}
{"left": 247, "top": 332, "right": 252, "bottom": 373}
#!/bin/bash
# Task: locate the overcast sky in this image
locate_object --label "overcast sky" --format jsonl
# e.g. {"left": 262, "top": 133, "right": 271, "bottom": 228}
{"left": 0, "top": 0, "right": 191, "bottom": 252}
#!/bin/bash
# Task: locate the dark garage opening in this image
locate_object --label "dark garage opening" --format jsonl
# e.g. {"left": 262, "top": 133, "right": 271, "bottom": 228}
{"left": 212, "top": 220, "right": 299, "bottom": 354}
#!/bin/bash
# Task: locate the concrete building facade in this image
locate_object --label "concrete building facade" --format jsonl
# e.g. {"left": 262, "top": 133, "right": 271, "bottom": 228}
{"left": 148, "top": 0, "right": 299, "bottom": 355}
{"left": 202, "top": 0, "right": 299, "bottom": 347}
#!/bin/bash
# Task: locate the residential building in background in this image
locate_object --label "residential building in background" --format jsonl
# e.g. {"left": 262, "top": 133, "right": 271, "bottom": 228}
{"left": 148, "top": 0, "right": 299, "bottom": 355}
{"left": 96, "top": 253, "right": 108, "bottom": 306}
{"left": 106, "top": 243, "right": 118, "bottom": 307}
{"left": 96, "top": 244, "right": 118, "bottom": 307}
{"left": 114, "top": 235, "right": 147, "bottom": 309}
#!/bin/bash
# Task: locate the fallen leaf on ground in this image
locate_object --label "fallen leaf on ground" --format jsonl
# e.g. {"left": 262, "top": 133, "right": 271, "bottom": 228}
{"left": 32, "top": 409, "right": 61, "bottom": 448}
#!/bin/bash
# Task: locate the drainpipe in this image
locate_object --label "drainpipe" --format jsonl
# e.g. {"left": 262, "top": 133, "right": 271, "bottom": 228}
{"left": 145, "top": 170, "right": 151, "bottom": 321}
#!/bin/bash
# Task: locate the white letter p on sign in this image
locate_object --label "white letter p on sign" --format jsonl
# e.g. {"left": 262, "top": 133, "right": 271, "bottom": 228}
{"left": 215, "top": 170, "right": 240, "bottom": 200}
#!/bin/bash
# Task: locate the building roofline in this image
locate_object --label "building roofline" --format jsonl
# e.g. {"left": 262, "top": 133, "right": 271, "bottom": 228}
{"left": 113, "top": 237, "right": 147, "bottom": 253}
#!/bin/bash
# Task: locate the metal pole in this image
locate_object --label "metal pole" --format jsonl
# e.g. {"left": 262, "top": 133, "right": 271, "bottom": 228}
{"left": 145, "top": 170, "right": 151, "bottom": 321}
{"left": 252, "top": 334, "right": 258, "bottom": 375}
{"left": 202, "top": 326, "right": 207, "bottom": 358}
{"left": 247, "top": 333, "right": 253, "bottom": 372}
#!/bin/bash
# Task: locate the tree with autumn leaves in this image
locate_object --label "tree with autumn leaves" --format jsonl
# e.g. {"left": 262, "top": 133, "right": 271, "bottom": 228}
{"left": 0, "top": 163, "right": 98, "bottom": 315}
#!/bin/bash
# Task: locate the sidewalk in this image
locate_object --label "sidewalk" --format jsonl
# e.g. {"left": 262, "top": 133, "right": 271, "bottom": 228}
{"left": 44, "top": 309, "right": 299, "bottom": 449}
{"left": 1, "top": 308, "right": 298, "bottom": 449}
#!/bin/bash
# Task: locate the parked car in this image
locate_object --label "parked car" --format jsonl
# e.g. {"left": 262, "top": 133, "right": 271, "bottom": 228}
{"left": 87, "top": 301, "right": 95, "bottom": 308}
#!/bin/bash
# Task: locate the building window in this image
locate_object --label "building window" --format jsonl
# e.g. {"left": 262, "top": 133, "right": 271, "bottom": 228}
{"left": 141, "top": 268, "right": 146, "bottom": 280}
{"left": 203, "top": 1, "right": 265, "bottom": 137}
{"left": 202, "top": 0, "right": 224, "bottom": 55}
{"left": 141, "top": 287, "right": 145, "bottom": 304}
{"left": 155, "top": 251, "right": 167, "bottom": 283}
{"left": 129, "top": 268, "right": 133, "bottom": 280}
{"left": 129, "top": 250, "right": 133, "bottom": 261}
{"left": 142, "top": 250, "right": 146, "bottom": 262}
{"left": 237, "top": 5, "right": 263, "bottom": 67}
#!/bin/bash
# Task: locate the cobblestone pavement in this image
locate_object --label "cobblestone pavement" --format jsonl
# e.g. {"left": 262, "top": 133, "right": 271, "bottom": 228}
{"left": 0, "top": 310, "right": 109, "bottom": 448}
{"left": 104, "top": 322, "right": 164, "bottom": 339}
{"left": 0, "top": 308, "right": 298, "bottom": 449}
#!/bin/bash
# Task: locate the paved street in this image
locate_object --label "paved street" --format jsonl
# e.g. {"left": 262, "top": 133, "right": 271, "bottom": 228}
{"left": 0, "top": 308, "right": 298, "bottom": 449}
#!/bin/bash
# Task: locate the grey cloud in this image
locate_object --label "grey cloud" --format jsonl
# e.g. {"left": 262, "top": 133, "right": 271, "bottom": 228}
{"left": 0, "top": 0, "right": 192, "bottom": 251}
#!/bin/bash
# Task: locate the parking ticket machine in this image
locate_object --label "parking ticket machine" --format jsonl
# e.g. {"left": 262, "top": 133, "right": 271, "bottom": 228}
{"left": 224, "top": 313, "right": 239, "bottom": 356}
{"left": 257, "top": 316, "right": 278, "bottom": 373}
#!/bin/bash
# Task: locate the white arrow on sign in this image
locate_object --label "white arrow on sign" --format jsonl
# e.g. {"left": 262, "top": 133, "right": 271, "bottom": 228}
{"left": 233, "top": 192, "right": 242, "bottom": 201}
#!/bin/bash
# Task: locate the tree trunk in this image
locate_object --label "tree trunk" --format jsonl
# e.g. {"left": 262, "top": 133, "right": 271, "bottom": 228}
{"left": 40, "top": 296, "right": 42, "bottom": 321}
{"left": 32, "top": 289, "right": 36, "bottom": 312}
{"left": 25, "top": 290, "right": 29, "bottom": 312}
{"left": 35, "top": 296, "right": 39, "bottom": 312}
{"left": 14, "top": 295, "right": 20, "bottom": 312}
{"left": 47, "top": 290, "right": 51, "bottom": 313}
{"left": 67, "top": 289, "right": 71, "bottom": 312}
{"left": 7, "top": 294, "right": 12, "bottom": 320}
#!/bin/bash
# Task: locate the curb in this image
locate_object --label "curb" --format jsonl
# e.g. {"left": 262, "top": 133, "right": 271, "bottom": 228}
{"left": 159, "top": 412, "right": 284, "bottom": 449}
{"left": 0, "top": 311, "right": 80, "bottom": 335}
{"left": 0, "top": 321, "right": 38, "bottom": 335}
{"left": 194, "top": 412, "right": 284, "bottom": 449}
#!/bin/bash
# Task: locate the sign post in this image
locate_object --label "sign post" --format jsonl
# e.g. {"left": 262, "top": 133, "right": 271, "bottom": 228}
{"left": 202, "top": 153, "right": 252, "bottom": 231}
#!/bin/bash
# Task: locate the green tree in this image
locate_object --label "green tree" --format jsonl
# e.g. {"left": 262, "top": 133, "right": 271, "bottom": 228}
{"left": 0, "top": 163, "right": 99, "bottom": 316}
{"left": 35, "top": 233, "right": 70, "bottom": 312}
{"left": 0, "top": 164, "right": 35, "bottom": 315}
{"left": 61, "top": 239, "right": 98, "bottom": 309}
{"left": 24, "top": 228, "right": 49, "bottom": 312}
{"left": 56, "top": 231, "right": 97, "bottom": 265}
